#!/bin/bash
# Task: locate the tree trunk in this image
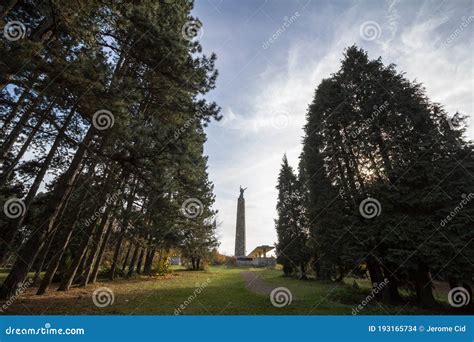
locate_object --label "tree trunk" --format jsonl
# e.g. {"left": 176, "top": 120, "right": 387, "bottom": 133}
{"left": 74, "top": 249, "right": 90, "bottom": 285}
{"left": 81, "top": 212, "right": 110, "bottom": 287}
{"left": 90, "top": 219, "right": 113, "bottom": 283}
{"left": 30, "top": 226, "right": 59, "bottom": 286}
{"left": 36, "top": 165, "right": 95, "bottom": 295}
{"left": 0, "top": 126, "right": 95, "bottom": 300}
{"left": 366, "top": 257, "right": 390, "bottom": 303}
{"left": 0, "top": 105, "right": 51, "bottom": 187}
{"left": 143, "top": 247, "right": 156, "bottom": 275}
{"left": 36, "top": 227, "right": 74, "bottom": 295}
{"left": 381, "top": 264, "right": 402, "bottom": 304}
{"left": 300, "top": 262, "right": 308, "bottom": 280}
{"left": 110, "top": 179, "right": 138, "bottom": 280}
{"left": 127, "top": 244, "right": 140, "bottom": 277}
{"left": 136, "top": 247, "right": 145, "bottom": 274}
{"left": 57, "top": 222, "right": 98, "bottom": 291}
{"left": 0, "top": 95, "right": 43, "bottom": 159}
{"left": 411, "top": 264, "right": 436, "bottom": 307}
{"left": 57, "top": 170, "right": 117, "bottom": 292}
{"left": 121, "top": 242, "right": 133, "bottom": 274}
{"left": 0, "top": 106, "right": 76, "bottom": 263}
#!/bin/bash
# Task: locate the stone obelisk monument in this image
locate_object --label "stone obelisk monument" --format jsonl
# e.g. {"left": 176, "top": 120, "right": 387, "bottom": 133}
{"left": 234, "top": 186, "right": 246, "bottom": 257}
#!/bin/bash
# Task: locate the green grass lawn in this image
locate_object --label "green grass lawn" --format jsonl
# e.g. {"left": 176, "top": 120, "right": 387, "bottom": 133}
{"left": 0, "top": 266, "right": 452, "bottom": 315}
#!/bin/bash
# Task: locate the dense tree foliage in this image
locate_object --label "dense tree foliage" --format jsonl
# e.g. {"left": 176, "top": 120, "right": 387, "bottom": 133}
{"left": 276, "top": 46, "right": 473, "bottom": 307}
{"left": 0, "top": 0, "right": 220, "bottom": 300}
{"left": 275, "top": 155, "right": 310, "bottom": 279}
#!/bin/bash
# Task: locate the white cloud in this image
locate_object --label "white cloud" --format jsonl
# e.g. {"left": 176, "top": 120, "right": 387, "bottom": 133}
{"left": 203, "top": 0, "right": 473, "bottom": 255}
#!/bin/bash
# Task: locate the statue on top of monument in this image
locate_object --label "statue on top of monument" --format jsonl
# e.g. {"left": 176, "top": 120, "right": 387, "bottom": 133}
{"left": 239, "top": 186, "right": 247, "bottom": 199}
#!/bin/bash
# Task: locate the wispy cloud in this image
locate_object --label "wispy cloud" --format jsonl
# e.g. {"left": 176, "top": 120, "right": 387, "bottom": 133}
{"left": 196, "top": 0, "right": 473, "bottom": 255}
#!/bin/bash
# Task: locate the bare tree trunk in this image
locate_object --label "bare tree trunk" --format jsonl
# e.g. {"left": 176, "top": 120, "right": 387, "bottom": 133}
{"left": 121, "top": 242, "right": 133, "bottom": 274}
{"left": 31, "top": 226, "right": 59, "bottom": 286}
{"left": 411, "top": 264, "right": 436, "bottom": 307}
{"left": 57, "top": 223, "right": 97, "bottom": 291}
{"left": 0, "top": 126, "right": 95, "bottom": 300}
{"left": 0, "top": 106, "right": 76, "bottom": 263}
{"left": 0, "top": 104, "right": 51, "bottom": 187}
{"left": 74, "top": 249, "right": 90, "bottom": 284}
{"left": 0, "top": 95, "right": 43, "bottom": 159}
{"left": 110, "top": 179, "right": 138, "bottom": 280}
{"left": 90, "top": 219, "right": 113, "bottom": 283}
{"left": 136, "top": 247, "right": 145, "bottom": 274}
{"left": 81, "top": 212, "right": 110, "bottom": 287}
{"left": 58, "top": 170, "right": 117, "bottom": 291}
{"left": 36, "top": 227, "right": 74, "bottom": 295}
{"left": 300, "top": 262, "right": 307, "bottom": 280}
{"left": 36, "top": 166, "right": 95, "bottom": 295}
{"left": 366, "top": 257, "right": 390, "bottom": 303}
{"left": 143, "top": 247, "right": 156, "bottom": 275}
{"left": 381, "top": 263, "right": 402, "bottom": 304}
{"left": 127, "top": 244, "right": 140, "bottom": 277}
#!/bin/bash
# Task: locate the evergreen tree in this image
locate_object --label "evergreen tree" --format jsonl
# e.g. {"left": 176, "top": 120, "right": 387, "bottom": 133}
{"left": 275, "top": 155, "right": 311, "bottom": 278}
{"left": 0, "top": 0, "right": 221, "bottom": 300}
{"left": 300, "top": 46, "right": 473, "bottom": 306}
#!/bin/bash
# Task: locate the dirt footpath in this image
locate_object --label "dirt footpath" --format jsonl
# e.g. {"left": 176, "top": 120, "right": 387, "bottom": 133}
{"left": 240, "top": 271, "right": 275, "bottom": 296}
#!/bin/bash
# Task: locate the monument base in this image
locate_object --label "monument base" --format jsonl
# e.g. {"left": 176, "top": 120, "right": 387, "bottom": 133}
{"left": 235, "top": 257, "right": 276, "bottom": 267}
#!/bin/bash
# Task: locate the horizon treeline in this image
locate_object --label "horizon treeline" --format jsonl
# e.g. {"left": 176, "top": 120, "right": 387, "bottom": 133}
{"left": 275, "top": 46, "right": 473, "bottom": 307}
{"left": 0, "top": 0, "right": 220, "bottom": 300}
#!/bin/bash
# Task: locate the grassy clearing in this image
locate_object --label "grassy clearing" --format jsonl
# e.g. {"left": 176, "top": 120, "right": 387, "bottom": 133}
{"left": 257, "top": 268, "right": 451, "bottom": 315}
{"left": 0, "top": 266, "right": 452, "bottom": 315}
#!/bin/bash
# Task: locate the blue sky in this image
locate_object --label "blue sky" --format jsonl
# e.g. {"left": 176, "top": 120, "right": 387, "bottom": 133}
{"left": 192, "top": 0, "right": 474, "bottom": 255}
